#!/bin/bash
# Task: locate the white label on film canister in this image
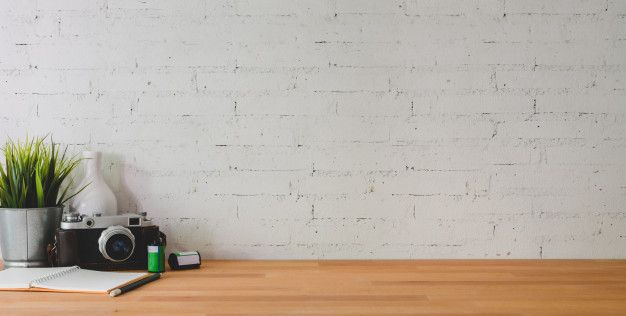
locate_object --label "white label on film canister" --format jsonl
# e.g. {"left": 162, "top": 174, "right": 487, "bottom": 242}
{"left": 177, "top": 254, "right": 200, "bottom": 265}
{"left": 148, "top": 246, "right": 159, "bottom": 253}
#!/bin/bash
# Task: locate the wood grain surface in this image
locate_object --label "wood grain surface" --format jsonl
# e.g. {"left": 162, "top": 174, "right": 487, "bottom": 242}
{"left": 1, "top": 260, "right": 626, "bottom": 315}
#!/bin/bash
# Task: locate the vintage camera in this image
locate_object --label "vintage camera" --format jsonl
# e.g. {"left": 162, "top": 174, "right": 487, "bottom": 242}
{"left": 52, "top": 212, "right": 165, "bottom": 270}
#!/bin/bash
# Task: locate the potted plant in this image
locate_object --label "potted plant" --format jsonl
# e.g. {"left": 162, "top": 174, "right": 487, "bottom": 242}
{"left": 0, "top": 136, "right": 85, "bottom": 268}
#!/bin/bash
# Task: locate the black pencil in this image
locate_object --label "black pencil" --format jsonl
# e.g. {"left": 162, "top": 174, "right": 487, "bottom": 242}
{"left": 109, "top": 273, "right": 161, "bottom": 297}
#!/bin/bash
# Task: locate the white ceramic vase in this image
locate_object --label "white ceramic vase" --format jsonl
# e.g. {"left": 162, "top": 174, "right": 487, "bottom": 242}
{"left": 70, "top": 151, "right": 118, "bottom": 216}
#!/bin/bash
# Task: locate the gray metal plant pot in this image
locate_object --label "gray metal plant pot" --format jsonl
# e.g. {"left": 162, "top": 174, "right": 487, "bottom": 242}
{"left": 0, "top": 207, "right": 63, "bottom": 268}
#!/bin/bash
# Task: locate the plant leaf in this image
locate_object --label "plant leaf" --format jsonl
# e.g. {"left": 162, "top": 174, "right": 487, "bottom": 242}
{"left": 35, "top": 168, "right": 44, "bottom": 207}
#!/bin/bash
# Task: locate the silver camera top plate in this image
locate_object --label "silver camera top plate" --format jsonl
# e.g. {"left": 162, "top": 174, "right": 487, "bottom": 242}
{"left": 60, "top": 213, "right": 153, "bottom": 230}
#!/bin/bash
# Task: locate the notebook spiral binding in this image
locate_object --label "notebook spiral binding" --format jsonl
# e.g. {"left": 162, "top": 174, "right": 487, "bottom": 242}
{"left": 30, "top": 266, "right": 81, "bottom": 286}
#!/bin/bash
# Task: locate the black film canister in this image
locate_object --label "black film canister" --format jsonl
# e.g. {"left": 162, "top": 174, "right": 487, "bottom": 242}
{"left": 168, "top": 251, "right": 202, "bottom": 270}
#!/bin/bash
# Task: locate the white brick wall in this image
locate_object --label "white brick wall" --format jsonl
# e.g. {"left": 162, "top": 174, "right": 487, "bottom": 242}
{"left": 1, "top": 0, "right": 625, "bottom": 259}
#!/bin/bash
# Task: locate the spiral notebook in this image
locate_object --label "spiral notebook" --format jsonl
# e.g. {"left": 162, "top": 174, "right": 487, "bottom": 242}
{"left": 0, "top": 266, "right": 150, "bottom": 294}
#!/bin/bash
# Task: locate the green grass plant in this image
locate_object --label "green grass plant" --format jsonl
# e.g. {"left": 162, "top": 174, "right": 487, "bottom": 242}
{"left": 0, "top": 136, "right": 86, "bottom": 208}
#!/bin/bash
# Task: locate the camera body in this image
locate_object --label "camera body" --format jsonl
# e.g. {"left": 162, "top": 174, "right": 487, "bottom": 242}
{"left": 53, "top": 212, "right": 164, "bottom": 270}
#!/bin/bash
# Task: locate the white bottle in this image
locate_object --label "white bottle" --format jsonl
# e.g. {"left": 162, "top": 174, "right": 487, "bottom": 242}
{"left": 71, "top": 151, "right": 118, "bottom": 216}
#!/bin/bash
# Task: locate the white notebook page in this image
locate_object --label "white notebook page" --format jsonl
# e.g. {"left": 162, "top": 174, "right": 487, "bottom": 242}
{"left": 33, "top": 269, "right": 148, "bottom": 293}
{"left": 0, "top": 267, "right": 73, "bottom": 289}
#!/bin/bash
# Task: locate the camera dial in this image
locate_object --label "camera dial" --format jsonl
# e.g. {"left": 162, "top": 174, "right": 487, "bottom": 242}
{"left": 98, "top": 226, "right": 135, "bottom": 262}
{"left": 63, "top": 213, "right": 82, "bottom": 223}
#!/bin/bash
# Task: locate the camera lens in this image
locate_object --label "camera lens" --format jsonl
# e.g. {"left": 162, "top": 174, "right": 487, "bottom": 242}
{"left": 98, "top": 226, "right": 135, "bottom": 262}
{"left": 106, "top": 234, "right": 133, "bottom": 261}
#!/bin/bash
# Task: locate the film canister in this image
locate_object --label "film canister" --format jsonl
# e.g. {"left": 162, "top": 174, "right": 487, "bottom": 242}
{"left": 168, "top": 251, "right": 202, "bottom": 270}
{"left": 148, "top": 235, "right": 166, "bottom": 273}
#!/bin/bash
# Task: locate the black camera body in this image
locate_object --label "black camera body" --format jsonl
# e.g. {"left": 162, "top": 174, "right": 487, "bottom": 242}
{"left": 52, "top": 212, "right": 165, "bottom": 270}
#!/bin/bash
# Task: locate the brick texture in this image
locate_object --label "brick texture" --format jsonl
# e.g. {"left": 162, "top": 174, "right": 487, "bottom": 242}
{"left": 0, "top": 0, "right": 625, "bottom": 259}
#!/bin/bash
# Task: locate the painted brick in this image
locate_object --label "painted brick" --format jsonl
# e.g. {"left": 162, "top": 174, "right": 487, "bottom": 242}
{"left": 0, "top": 0, "right": 624, "bottom": 260}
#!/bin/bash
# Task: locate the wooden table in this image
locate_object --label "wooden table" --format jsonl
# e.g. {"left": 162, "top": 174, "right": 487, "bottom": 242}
{"left": 1, "top": 260, "right": 626, "bottom": 315}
